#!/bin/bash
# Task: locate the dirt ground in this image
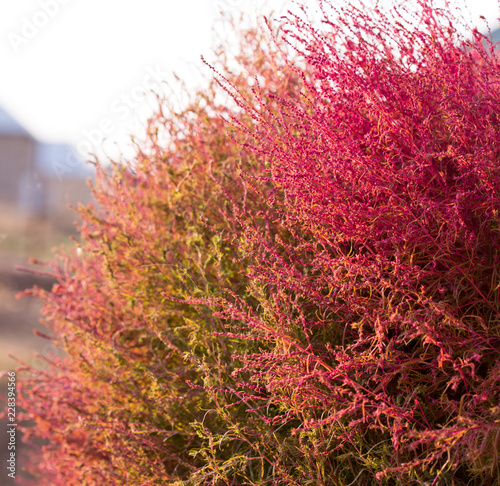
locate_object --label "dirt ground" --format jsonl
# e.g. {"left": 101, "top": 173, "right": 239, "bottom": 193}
{"left": 0, "top": 210, "right": 77, "bottom": 483}
{"left": 0, "top": 262, "right": 58, "bottom": 483}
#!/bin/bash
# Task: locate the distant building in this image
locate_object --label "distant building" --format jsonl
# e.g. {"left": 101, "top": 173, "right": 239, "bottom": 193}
{"left": 492, "top": 27, "right": 500, "bottom": 45}
{"left": 0, "top": 106, "right": 93, "bottom": 229}
{"left": 481, "top": 27, "right": 500, "bottom": 51}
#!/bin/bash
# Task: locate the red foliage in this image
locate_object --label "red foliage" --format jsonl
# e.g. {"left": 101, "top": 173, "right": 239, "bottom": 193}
{"left": 4, "top": 1, "right": 500, "bottom": 484}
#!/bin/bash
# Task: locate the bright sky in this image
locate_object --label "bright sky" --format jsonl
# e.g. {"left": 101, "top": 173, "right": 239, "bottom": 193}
{"left": 0, "top": 0, "right": 498, "bottom": 160}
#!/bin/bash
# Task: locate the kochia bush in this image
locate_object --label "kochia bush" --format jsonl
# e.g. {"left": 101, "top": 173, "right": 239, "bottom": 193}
{"left": 7, "top": 1, "right": 500, "bottom": 484}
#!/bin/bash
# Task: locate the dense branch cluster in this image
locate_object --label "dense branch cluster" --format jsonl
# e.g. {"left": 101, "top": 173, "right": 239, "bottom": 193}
{"left": 5, "top": 1, "right": 500, "bottom": 484}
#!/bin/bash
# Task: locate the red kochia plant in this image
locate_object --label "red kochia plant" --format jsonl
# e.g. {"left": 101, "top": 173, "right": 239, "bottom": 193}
{"left": 7, "top": 1, "right": 500, "bottom": 485}
{"left": 204, "top": 1, "right": 500, "bottom": 483}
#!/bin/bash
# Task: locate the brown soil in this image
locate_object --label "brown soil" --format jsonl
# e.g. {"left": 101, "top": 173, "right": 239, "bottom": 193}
{"left": 0, "top": 212, "right": 76, "bottom": 483}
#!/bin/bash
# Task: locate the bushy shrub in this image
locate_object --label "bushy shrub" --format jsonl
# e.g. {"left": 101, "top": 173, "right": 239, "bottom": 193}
{"left": 6, "top": 1, "right": 500, "bottom": 484}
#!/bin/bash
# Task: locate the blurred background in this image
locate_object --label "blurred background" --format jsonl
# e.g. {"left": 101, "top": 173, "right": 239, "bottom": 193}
{"left": 0, "top": 0, "right": 498, "bottom": 481}
{"left": 0, "top": 0, "right": 298, "bottom": 370}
